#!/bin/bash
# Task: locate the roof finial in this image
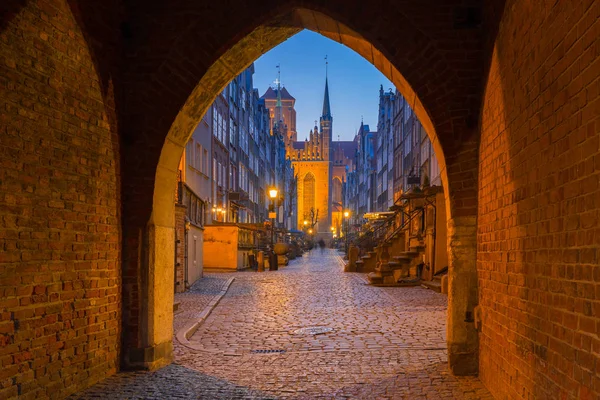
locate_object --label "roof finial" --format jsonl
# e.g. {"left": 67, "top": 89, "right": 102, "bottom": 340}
{"left": 275, "top": 64, "right": 282, "bottom": 108}
{"left": 325, "top": 55, "right": 328, "bottom": 78}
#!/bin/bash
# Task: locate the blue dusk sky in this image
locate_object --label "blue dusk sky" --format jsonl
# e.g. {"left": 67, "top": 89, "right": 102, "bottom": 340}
{"left": 253, "top": 30, "right": 393, "bottom": 142}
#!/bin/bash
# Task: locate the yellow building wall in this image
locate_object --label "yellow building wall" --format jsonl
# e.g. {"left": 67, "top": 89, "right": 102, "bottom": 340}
{"left": 293, "top": 160, "right": 331, "bottom": 233}
{"left": 203, "top": 225, "right": 239, "bottom": 270}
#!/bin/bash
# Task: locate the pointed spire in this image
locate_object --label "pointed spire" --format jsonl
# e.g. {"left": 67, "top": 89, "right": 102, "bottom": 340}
{"left": 322, "top": 77, "right": 331, "bottom": 119}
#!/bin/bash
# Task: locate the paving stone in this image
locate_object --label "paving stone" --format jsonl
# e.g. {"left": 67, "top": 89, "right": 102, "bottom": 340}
{"left": 73, "top": 249, "right": 493, "bottom": 399}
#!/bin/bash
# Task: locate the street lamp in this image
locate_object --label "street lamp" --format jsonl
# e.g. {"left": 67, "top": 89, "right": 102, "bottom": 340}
{"left": 344, "top": 210, "right": 350, "bottom": 254}
{"left": 268, "top": 187, "right": 278, "bottom": 248}
{"left": 267, "top": 187, "right": 279, "bottom": 271}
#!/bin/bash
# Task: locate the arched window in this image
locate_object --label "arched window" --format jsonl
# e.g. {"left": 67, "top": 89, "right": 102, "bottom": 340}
{"left": 332, "top": 177, "right": 342, "bottom": 204}
{"left": 303, "top": 172, "right": 315, "bottom": 212}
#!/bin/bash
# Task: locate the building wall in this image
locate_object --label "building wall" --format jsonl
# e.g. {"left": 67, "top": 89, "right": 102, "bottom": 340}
{"left": 0, "top": 2, "right": 122, "bottom": 398}
{"left": 186, "top": 114, "right": 212, "bottom": 206}
{"left": 478, "top": 1, "right": 600, "bottom": 399}
{"left": 174, "top": 204, "right": 187, "bottom": 293}
{"left": 203, "top": 226, "right": 239, "bottom": 270}
{"left": 294, "top": 162, "right": 331, "bottom": 233}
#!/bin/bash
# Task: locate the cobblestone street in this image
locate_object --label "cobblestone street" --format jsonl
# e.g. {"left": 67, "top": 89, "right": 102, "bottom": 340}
{"left": 74, "top": 250, "right": 493, "bottom": 399}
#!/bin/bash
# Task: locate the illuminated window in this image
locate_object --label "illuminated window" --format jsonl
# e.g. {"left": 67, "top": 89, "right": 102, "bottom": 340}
{"left": 332, "top": 177, "right": 342, "bottom": 204}
{"left": 303, "top": 172, "right": 315, "bottom": 213}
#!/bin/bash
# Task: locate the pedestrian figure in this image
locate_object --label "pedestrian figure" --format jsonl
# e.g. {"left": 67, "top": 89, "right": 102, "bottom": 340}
{"left": 318, "top": 239, "right": 326, "bottom": 254}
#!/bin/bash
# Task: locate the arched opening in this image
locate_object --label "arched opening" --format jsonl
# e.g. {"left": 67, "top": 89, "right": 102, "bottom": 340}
{"left": 125, "top": 7, "right": 480, "bottom": 377}
{"left": 302, "top": 172, "right": 316, "bottom": 221}
{"left": 332, "top": 176, "right": 342, "bottom": 204}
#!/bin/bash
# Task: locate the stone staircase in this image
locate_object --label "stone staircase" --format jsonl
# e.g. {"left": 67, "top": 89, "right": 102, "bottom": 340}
{"left": 421, "top": 271, "right": 448, "bottom": 294}
{"left": 355, "top": 250, "right": 378, "bottom": 273}
{"left": 367, "top": 247, "right": 423, "bottom": 285}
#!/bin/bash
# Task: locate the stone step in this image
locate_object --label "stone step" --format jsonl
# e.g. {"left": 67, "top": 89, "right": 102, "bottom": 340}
{"left": 421, "top": 279, "right": 442, "bottom": 293}
{"left": 400, "top": 251, "right": 420, "bottom": 257}
{"left": 367, "top": 272, "right": 383, "bottom": 284}
{"left": 368, "top": 272, "right": 397, "bottom": 285}
{"left": 374, "top": 263, "right": 393, "bottom": 273}
{"left": 392, "top": 256, "right": 413, "bottom": 263}
{"left": 393, "top": 269, "right": 410, "bottom": 282}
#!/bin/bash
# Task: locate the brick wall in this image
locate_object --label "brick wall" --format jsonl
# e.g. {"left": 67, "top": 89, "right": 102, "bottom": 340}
{"left": 174, "top": 205, "right": 186, "bottom": 293}
{"left": 0, "top": 1, "right": 121, "bottom": 398}
{"left": 478, "top": 1, "right": 599, "bottom": 398}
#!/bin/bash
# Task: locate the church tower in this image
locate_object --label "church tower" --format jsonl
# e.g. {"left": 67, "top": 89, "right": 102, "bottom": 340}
{"left": 320, "top": 76, "right": 333, "bottom": 161}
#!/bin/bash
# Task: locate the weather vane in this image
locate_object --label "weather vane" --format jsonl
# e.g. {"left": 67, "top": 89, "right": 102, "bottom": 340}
{"left": 274, "top": 64, "right": 281, "bottom": 87}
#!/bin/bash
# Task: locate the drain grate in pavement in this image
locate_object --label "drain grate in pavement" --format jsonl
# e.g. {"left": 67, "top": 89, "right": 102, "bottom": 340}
{"left": 293, "top": 326, "right": 334, "bottom": 335}
{"left": 251, "top": 349, "right": 286, "bottom": 354}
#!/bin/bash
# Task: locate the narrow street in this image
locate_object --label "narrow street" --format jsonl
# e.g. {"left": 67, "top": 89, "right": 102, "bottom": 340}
{"left": 75, "top": 250, "right": 492, "bottom": 399}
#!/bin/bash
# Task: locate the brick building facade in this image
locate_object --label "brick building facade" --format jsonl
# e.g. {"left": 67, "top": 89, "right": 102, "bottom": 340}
{"left": 0, "top": 1, "right": 598, "bottom": 399}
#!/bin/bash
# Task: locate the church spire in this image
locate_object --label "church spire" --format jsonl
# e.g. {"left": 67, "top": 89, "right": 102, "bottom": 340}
{"left": 274, "top": 64, "right": 283, "bottom": 131}
{"left": 322, "top": 56, "right": 331, "bottom": 119}
{"left": 276, "top": 64, "right": 282, "bottom": 108}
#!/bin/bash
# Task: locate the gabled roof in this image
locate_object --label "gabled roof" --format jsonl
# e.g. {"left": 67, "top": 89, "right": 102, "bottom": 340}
{"left": 261, "top": 86, "right": 295, "bottom": 101}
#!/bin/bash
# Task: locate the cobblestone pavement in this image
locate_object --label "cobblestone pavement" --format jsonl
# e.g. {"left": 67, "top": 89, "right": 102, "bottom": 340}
{"left": 74, "top": 249, "right": 493, "bottom": 399}
{"left": 173, "top": 275, "right": 231, "bottom": 333}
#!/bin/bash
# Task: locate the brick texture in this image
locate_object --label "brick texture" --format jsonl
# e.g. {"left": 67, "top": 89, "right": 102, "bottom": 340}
{"left": 1, "top": 0, "right": 597, "bottom": 398}
{"left": 174, "top": 205, "right": 186, "bottom": 294}
{"left": 478, "top": 1, "right": 600, "bottom": 398}
{"left": 0, "top": 0, "right": 122, "bottom": 398}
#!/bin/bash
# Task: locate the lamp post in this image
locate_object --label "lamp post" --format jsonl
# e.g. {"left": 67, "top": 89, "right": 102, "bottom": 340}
{"left": 267, "top": 187, "right": 279, "bottom": 271}
{"left": 268, "top": 188, "right": 278, "bottom": 248}
{"left": 344, "top": 210, "right": 350, "bottom": 254}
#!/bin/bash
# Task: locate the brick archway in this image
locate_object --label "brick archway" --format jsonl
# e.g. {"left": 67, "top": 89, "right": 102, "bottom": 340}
{"left": 138, "top": 7, "right": 482, "bottom": 375}
{"left": 3, "top": 0, "right": 599, "bottom": 397}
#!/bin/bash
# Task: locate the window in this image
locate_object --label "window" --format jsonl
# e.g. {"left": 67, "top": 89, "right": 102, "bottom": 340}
{"left": 212, "top": 106, "right": 218, "bottom": 138}
{"left": 186, "top": 140, "right": 194, "bottom": 167}
{"left": 332, "top": 177, "right": 342, "bottom": 204}
{"left": 213, "top": 158, "right": 217, "bottom": 182}
{"left": 230, "top": 117, "right": 236, "bottom": 146}
{"left": 303, "top": 173, "right": 315, "bottom": 213}
{"left": 195, "top": 144, "right": 202, "bottom": 171}
{"left": 203, "top": 148, "right": 208, "bottom": 174}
